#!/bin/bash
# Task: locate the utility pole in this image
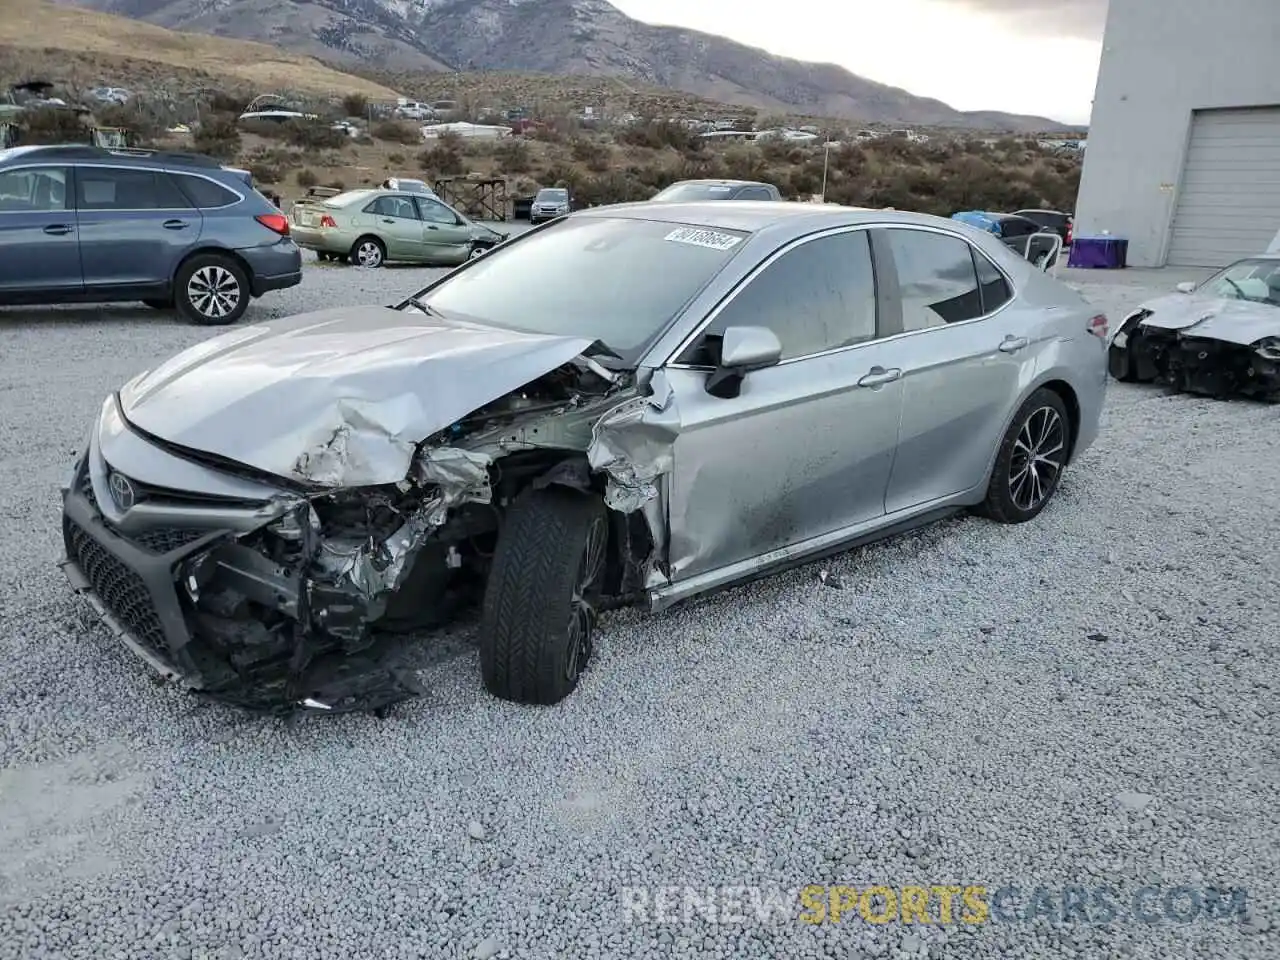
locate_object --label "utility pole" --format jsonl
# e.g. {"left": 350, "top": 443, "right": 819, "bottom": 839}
{"left": 820, "top": 138, "right": 830, "bottom": 202}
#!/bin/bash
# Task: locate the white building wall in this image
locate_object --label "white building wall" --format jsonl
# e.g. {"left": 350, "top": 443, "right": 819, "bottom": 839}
{"left": 1074, "top": 0, "right": 1280, "bottom": 266}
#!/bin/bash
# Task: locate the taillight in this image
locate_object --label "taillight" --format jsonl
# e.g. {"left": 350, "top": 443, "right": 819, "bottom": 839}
{"left": 1066, "top": 220, "right": 1073, "bottom": 245}
{"left": 319, "top": 215, "right": 337, "bottom": 228}
{"left": 1087, "top": 314, "right": 1108, "bottom": 338}
{"left": 255, "top": 213, "right": 290, "bottom": 236}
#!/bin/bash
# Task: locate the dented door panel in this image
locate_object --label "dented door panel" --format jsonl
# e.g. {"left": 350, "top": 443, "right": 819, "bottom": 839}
{"left": 660, "top": 352, "right": 903, "bottom": 583}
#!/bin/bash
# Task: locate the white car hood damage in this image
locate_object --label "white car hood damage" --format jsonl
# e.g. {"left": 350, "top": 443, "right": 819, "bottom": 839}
{"left": 1137, "top": 293, "right": 1280, "bottom": 346}
{"left": 118, "top": 305, "right": 597, "bottom": 487}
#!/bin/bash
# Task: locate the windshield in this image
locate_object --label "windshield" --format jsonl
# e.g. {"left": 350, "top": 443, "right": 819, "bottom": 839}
{"left": 406, "top": 216, "right": 748, "bottom": 363}
{"left": 1198, "top": 258, "right": 1280, "bottom": 305}
{"left": 537, "top": 189, "right": 568, "bottom": 201}
{"left": 652, "top": 182, "right": 740, "bottom": 201}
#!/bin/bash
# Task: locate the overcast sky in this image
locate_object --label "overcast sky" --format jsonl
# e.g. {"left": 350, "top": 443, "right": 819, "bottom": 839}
{"left": 610, "top": 0, "right": 1109, "bottom": 124}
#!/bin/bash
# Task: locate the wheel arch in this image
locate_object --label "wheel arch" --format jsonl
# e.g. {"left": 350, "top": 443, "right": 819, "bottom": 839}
{"left": 979, "top": 373, "right": 1082, "bottom": 495}
{"left": 170, "top": 246, "right": 254, "bottom": 296}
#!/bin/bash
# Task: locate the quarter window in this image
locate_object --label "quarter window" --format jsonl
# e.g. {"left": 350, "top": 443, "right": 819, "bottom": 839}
{"left": 76, "top": 168, "right": 191, "bottom": 210}
{"left": 973, "top": 249, "right": 1012, "bottom": 314}
{"left": 884, "top": 229, "right": 984, "bottom": 330}
{"left": 172, "top": 173, "right": 239, "bottom": 209}
{"left": 686, "top": 229, "right": 878, "bottom": 363}
{"left": 0, "top": 166, "right": 68, "bottom": 212}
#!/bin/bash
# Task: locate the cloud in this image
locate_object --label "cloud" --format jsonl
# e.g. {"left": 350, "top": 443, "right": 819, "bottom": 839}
{"left": 946, "top": 0, "right": 1109, "bottom": 40}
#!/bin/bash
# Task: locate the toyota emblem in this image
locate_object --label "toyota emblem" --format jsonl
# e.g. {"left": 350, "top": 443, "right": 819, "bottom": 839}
{"left": 108, "top": 471, "right": 136, "bottom": 511}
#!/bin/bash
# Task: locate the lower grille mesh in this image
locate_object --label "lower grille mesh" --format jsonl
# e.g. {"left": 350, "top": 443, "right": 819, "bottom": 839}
{"left": 66, "top": 520, "right": 168, "bottom": 656}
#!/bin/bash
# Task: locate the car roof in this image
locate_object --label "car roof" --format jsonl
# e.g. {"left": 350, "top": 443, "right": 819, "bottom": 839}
{"left": 1016, "top": 208, "right": 1070, "bottom": 216}
{"left": 665, "top": 179, "right": 770, "bottom": 188}
{"left": 0, "top": 145, "right": 225, "bottom": 171}
{"left": 575, "top": 200, "right": 993, "bottom": 243}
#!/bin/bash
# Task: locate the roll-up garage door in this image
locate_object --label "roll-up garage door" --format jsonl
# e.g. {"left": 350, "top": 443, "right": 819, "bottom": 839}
{"left": 1166, "top": 106, "right": 1280, "bottom": 267}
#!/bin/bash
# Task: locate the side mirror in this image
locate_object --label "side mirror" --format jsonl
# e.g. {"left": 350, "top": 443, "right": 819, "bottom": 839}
{"left": 1175, "top": 281, "right": 1196, "bottom": 294}
{"left": 705, "top": 325, "right": 783, "bottom": 399}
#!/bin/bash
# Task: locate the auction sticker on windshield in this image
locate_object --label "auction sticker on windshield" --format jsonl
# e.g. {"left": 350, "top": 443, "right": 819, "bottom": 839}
{"left": 664, "top": 227, "right": 743, "bottom": 251}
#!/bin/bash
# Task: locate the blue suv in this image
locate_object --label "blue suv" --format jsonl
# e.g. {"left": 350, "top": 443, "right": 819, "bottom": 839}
{"left": 0, "top": 145, "right": 302, "bottom": 325}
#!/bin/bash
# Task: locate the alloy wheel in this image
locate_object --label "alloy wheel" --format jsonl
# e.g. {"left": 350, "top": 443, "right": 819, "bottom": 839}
{"left": 186, "top": 266, "right": 241, "bottom": 320}
{"left": 1009, "top": 406, "right": 1065, "bottom": 511}
{"left": 356, "top": 241, "right": 383, "bottom": 267}
{"left": 565, "top": 516, "right": 607, "bottom": 683}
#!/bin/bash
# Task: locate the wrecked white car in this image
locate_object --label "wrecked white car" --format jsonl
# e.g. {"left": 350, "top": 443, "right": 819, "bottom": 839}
{"left": 1108, "top": 254, "right": 1280, "bottom": 400}
{"left": 60, "top": 203, "right": 1108, "bottom": 713}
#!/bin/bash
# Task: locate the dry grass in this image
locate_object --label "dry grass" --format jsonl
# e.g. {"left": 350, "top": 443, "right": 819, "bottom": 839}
{"left": 0, "top": 0, "right": 396, "bottom": 99}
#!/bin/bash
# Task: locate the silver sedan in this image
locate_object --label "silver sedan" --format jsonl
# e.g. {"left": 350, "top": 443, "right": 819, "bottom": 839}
{"left": 59, "top": 202, "right": 1110, "bottom": 714}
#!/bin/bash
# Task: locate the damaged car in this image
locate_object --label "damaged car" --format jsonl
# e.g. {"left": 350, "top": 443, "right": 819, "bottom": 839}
{"left": 1108, "top": 254, "right": 1280, "bottom": 400}
{"left": 59, "top": 202, "right": 1109, "bottom": 715}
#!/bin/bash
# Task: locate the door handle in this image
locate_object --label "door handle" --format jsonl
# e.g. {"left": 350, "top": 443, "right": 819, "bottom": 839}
{"left": 426, "top": 224, "right": 439, "bottom": 230}
{"left": 162, "top": 219, "right": 190, "bottom": 230}
{"left": 381, "top": 218, "right": 396, "bottom": 224}
{"left": 857, "top": 366, "right": 902, "bottom": 387}
{"left": 998, "top": 336, "right": 1029, "bottom": 353}
{"left": 43, "top": 224, "right": 73, "bottom": 235}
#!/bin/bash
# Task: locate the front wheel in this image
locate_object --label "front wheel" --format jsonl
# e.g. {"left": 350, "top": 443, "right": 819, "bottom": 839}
{"left": 174, "top": 254, "right": 249, "bottom": 326}
{"left": 479, "top": 488, "right": 609, "bottom": 705}
{"left": 977, "top": 388, "right": 1071, "bottom": 524}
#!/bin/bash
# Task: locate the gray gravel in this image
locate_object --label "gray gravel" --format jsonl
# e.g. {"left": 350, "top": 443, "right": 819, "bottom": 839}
{"left": 1, "top": 260, "right": 1277, "bottom": 959}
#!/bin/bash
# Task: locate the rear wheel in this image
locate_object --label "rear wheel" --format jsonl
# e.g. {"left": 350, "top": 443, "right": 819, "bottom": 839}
{"left": 479, "top": 488, "right": 609, "bottom": 705}
{"left": 350, "top": 236, "right": 385, "bottom": 268}
{"left": 174, "top": 254, "right": 249, "bottom": 326}
{"left": 977, "top": 388, "right": 1071, "bottom": 524}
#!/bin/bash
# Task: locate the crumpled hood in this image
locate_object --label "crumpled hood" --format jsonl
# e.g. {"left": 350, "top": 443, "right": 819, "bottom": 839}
{"left": 118, "top": 305, "right": 595, "bottom": 487}
{"left": 1138, "top": 293, "right": 1280, "bottom": 346}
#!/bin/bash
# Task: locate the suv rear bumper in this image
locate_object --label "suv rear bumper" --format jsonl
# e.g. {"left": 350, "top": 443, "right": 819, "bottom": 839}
{"left": 240, "top": 241, "right": 303, "bottom": 295}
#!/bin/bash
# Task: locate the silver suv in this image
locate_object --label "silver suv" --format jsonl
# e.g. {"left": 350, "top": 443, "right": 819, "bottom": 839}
{"left": 530, "top": 187, "right": 571, "bottom": 224}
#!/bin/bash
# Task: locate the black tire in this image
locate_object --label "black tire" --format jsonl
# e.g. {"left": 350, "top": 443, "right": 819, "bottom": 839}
{"left": 141, "top": 298, "right": 173, "bottom": 310}
{"left": 174, "top": 253, "right": 250, "bottom": 326}
{"left": 479, "top": 488, "right": 609, "bottom": 705}
{"left": 350, "top": 236, "right": 386, "bottom": 268}
{"left": 977, "top": 387, "right": 1071, "bottom": 524}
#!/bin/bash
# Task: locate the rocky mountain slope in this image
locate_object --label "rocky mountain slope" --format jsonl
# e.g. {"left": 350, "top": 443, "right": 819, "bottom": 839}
{"left": 52, "top": 0, "right": 1068, "bottom": 130}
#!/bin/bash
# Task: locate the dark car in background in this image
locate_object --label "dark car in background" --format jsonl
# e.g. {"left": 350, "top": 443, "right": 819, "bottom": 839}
{"left": 1015, "top": 208, "right": 1073, "bottom": 247}
{"left": 0, "top": 145, "right": 302, "bottom": 325}
{"left": 651, "top": 179, "right": 782, "bottom": 201}
{"left": 952, "top": 211, "right": 1062, "bottom": 270}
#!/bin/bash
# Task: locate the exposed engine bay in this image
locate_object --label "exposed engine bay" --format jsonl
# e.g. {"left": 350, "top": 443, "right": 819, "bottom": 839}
{"left": 64, "top": 355, "right": 667, "bottom": 715}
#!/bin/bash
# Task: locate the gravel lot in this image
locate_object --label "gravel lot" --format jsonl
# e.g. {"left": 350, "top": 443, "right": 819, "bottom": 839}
{"left": 0, "top": 256, "right": 1276, "bottom": 960}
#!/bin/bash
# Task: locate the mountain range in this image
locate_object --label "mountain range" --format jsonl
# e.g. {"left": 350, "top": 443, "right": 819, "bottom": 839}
{"left": 51, "top": 0, "right": 1072, "bottom": 130}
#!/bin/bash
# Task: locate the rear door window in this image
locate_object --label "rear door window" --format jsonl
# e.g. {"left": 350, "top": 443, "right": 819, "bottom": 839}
{"left": 75, "top": 168, "right": 192, "bottom": 210}
{"left": 883, "top": 228, "right": 984, "bottom": 330}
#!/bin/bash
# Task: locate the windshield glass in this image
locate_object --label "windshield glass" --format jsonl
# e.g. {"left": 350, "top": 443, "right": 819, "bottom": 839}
{"left": 1198, "top": 258, "right": 1280, "bottom": 305}
{"left": 652, "top": 182, "right": 739, "bottom": 201}
{"left": 537, "top": 189, "right": 567, "bottom": 201}
{"left": 407, "top": 216, "right": 748, "bottom": 362}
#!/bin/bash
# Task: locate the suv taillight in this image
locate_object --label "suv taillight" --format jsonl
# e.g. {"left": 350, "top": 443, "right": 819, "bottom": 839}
{"left": 1087, "top": 314, "right": 1108, "bottom": 339}
{"left": 255, "top": 213, "right": 290, "bottom": 236}
{"left": 319, "top": 215, "right": 337, "bottom": 228}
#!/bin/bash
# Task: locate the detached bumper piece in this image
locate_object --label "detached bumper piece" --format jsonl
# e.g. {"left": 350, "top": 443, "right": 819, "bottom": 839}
{"left": 59, "top": 465, "right": 425, "bottom": 715}
{"left": 1124, "top": 328, "right": 1280, "bottom": 401}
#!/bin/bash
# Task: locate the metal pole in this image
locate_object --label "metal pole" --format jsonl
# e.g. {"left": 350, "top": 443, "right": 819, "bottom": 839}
{"left": 820, "top": 139, "right": 829, "bottom": 202}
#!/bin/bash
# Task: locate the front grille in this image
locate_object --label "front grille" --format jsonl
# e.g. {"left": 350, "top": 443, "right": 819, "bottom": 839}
{"left": 66, "top": 520, "right": 168, "bottom": 656}
{"left": 76, "top": 469, "right": 207, "bottom": 554}
{"left": 132, "top": 528, "right": 209, "bottom": 554}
